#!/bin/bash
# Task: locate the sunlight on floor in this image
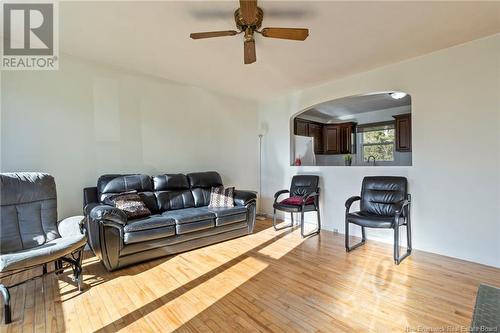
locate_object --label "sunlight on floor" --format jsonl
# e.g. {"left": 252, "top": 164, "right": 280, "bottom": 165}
{"left": 146, "top": 256, "right": 268, "bottom": 331}
{"left": 257, "top": 226, "right": 306, "bottom": 260}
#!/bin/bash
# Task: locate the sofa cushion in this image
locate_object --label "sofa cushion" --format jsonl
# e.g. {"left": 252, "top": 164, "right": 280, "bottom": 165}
{"left": 208, "top": 206, "right": 247, "bottom": 217}
{"left": 187, "top": 172, "right": 223, "bottom": 189}
{"left": 176, "top": 219, "right": 214, "bottom": 235}
{"left": 123, "top": 215, "right": 176, "bottom": 244}
{"left": 187, "top": 172, "right": 223, "bottom": 207}
{"left": 153, "top": 174, "right": 190, "bottom": 191}
{"left": 153, "top": 174, "right": 195, "bottom": 211}
{"left": 124, "top": 226, "right": 175, "bottom": 244}
{"left": 98, "top": 174, "right": 158, "bottom": 213}
{"left": 124, "top": 214, "right": 175, "bottom": 232}
{"left": 98, "top": 174, "right": 153, "bottom": 195}
{"left": 162, "top": 207, "right": 215, "bottom": 224}
{"left": 155, "top": 191, "right": 195, "bottom": 211}
{"left": 216, "top": 213, "right": 247, "bottom": 227}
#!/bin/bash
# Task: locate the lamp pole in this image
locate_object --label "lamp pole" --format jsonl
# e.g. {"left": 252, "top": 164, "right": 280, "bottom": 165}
{"left": 257, "top": 133, "right": 266, "bottom": 220}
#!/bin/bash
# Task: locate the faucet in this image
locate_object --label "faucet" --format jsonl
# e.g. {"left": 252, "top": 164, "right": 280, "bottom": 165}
{"left": 367, "top": 155, "right": 376, "bottom": 166}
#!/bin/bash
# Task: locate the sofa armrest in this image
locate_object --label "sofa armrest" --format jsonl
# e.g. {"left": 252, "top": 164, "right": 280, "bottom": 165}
{"left": 85, "top": 204, "right": 126, "bottom": 271}
{"left": 58, "top": 216, "right": 86, "bottom": 238}
{"left": 84, "top": 202, "right": 100, "bottom": 216}
{"left": 234, "top": 190, "right": 257, "bottom": 206}
{"left": 83, "top": 186, "right": 98, "bottom": 210}
{"left": 89, "top": 205, "right": 128, "bottom": 226}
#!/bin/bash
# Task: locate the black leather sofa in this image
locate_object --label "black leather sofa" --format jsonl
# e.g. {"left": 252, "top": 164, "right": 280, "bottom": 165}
{"left": 83, "top": 172, "right": 256, "bottom": 271}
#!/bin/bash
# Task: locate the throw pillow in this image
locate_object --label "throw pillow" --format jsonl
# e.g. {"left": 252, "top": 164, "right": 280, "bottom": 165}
{"left": 109, "top": 191, "right": 151, "bottom": 219}
{"left": 208, "top": 186, "right": 235, "bottom": 208}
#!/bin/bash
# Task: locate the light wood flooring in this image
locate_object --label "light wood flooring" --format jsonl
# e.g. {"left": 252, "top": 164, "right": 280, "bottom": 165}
{"left": 1, "top": 219, "right": 499, "bottom": 332}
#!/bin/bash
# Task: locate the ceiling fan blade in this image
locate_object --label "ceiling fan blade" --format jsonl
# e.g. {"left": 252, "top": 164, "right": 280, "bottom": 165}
{"left": 244, "top": 39, "right": 256, "bottom": 64}
{"left": 240, "top": 0, "right": 258, "bottom": 25}
{"left": 261, "top": 28, "right": 309, "bottom": 41}
{"left": 190, "top": 30, "right": 238, "bottom": 39}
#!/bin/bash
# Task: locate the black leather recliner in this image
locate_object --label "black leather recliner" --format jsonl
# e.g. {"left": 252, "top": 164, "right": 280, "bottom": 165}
{"left": 345, "top": 176, "right": 412, "bottom": 264}
{"left": 273, "top": 175, "right": 321, "bottom": 238}
{"left": 83, "top": 172, "right": 256, "bottom": 271}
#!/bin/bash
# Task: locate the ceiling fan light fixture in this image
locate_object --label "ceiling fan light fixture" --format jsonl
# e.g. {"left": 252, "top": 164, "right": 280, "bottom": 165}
{"left": 390, "top": 92, "right": 407, "bottom": 100}
{"left": 189, "top": 0, "right": 309, "bottom": 64}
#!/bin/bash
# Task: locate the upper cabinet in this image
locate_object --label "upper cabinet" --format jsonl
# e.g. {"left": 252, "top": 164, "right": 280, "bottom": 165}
{"left": 294, "top": 118, "right": 357, "bottom": 155}
{"left": 308, "top": 123, "right": 324, "bottom": 154}
{"left": 294, "top": 119, "right": 309, "bottom": 137}
{"left": 393, "top": 114, "right": 412, "bottom": 152}
{"left": 294, "top": 119, "right": 323, "bottom": 154}
{"left": 323, "top": 125, "right": 340, "bottom": 154}
{"left": 323, "top": 122, "right": 356, "bottom": 155}
{"left": 339, "top": 122, "right": 356, "bottom": 154}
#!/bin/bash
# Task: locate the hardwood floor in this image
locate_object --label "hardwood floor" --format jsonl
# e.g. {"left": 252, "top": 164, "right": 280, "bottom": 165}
{"left": 1, "top": 219, "right": 499, "bottom": 332}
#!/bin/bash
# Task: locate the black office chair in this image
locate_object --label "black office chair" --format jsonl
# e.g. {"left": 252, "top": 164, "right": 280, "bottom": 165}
{"left": 345, "top": 176, "right": 412, "bottom": 264}
{"left": 273, "top": 175, "right": 321, "bottom": 238}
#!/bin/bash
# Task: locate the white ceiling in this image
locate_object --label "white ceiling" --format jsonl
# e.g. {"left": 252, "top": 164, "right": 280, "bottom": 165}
{"left": 302, "top": 92, "right": 411, "bottom": 121}
{"left": 59, "top": 1, "right": 500, "bottom": 101}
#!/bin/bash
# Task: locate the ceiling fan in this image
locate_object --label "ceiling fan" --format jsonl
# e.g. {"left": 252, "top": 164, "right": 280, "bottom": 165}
{"left": 190, "top": 0, "right": 309, "bottom": 64}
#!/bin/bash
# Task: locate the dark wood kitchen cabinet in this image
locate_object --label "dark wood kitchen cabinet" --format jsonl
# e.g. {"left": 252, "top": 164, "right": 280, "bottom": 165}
{"left": 308, "top": 123, "right": 324, "bottom": 154}
{"left": 294, "top": 119, "right": 309, "bottom": 136}
{"left": 294, "top": 118, "right": 324, "bottom": 154}
{"left": 339, "top": 122, "right": 356, "bottom": 154}
{"left": 323, "top": 122, "right": 356, "bottom": 155}
{"left": 323, "top": 125, "right": 340, "bottom": 154}
{"left": 393, "top": 114, "right": 412, "bottom": 152}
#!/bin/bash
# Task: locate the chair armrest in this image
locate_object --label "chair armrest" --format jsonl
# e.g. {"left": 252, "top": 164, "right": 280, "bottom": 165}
{"left": 58, "top": 216, "right": 86, "bottom": 237}
{"left": 273, "top": 189, "right": 290, "bottom": 203}
{"left": 345, "top": 196, "right": 361, "bottom": 210}
{"left": 89, "top": 205, "right": 128, "bottom": 226}
{"left": 394, "top": 199, "right": 410, "bottom": 217}
{"left": 302, "top": 191, "right": 319, "bottom": 205}
{"left": 234, "top": 190, "right": 257, "bottom": 206}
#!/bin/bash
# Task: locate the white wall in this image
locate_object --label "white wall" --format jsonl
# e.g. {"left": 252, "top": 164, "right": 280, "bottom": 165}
{"left": 1, "top": 55, "right": 259, "bottom": 218}
{"left": 258, "top": 34, "right": 500, "bottom": 267}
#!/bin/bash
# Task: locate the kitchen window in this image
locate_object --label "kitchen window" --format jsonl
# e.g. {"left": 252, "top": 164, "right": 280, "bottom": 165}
{"left": 359, "top": 122, "right": 395, "bottom": 162}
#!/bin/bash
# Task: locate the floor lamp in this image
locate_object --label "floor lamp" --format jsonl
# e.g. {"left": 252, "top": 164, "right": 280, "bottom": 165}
{"left": 256, "top": 133, "right": 266, "bottom": 220}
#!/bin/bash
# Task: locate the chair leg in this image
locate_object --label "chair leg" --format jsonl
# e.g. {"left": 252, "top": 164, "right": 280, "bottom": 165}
{"left": 273, "top": 208, "right": 293, "bottom": 231}
{"left": 317, "top": 205, "right": 321, "bottom": 232}
{"left": 300, "top": 209, "right": 321, "bottom": 238}
{"left": 394, "top": 221, "right": 412, "bottom": 265}
{"left": 394, "top": 226, "right": 400, "bottom": 264}
{"left": 54, "top": 259, "right": 63, "bottom": 275}
{"left": 62, "top": 248, "right": 84, "bottom": 291}
{"left": 0, "top": 284, "right": 11, "bottom": 324}
{"left": 345, "top": 221, "right": 366, "bottom": 252}
{"left": 291, "top": 213, "right": 294, "bottom": 226}
{"left": 75, "top": 249, "right": 84, "bottom": 291}
{"left": 406, "top": 215, "right": 412, "bottom": 254}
